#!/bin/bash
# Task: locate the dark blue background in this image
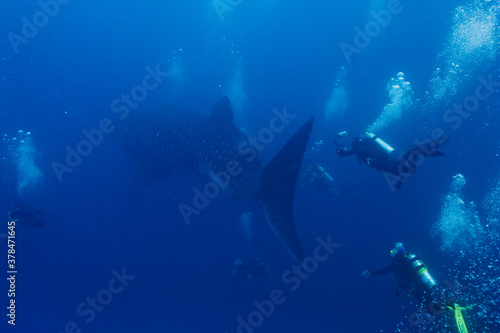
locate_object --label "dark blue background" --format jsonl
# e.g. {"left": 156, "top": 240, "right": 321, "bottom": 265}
{"left": 1, "top": 0, "right": 499, "bottom": 332}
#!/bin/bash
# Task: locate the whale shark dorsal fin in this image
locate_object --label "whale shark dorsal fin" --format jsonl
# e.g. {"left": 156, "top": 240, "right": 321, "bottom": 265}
{"left": 209, "top": 96, "right": 235, "bottom": 132}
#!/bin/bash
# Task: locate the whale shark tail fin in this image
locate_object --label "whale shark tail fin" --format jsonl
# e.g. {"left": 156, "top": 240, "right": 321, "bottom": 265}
{"left": 259, "top": 117, "right": 314, "bottom": 263}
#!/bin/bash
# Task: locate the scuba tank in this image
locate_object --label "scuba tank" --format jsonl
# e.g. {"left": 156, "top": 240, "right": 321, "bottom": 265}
{"left": 407, "top": 253, "right": 437, "bottom": 289}
{"left": 365, "top": 132, "right": 395, "bottom": 154}
{"left": 316, "top": 165, "right": 334, "bottom": 183}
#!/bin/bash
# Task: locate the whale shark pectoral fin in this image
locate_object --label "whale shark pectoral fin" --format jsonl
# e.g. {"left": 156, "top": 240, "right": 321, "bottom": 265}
{"left": 259, "top": 117, "right": 314, "bottom": 263}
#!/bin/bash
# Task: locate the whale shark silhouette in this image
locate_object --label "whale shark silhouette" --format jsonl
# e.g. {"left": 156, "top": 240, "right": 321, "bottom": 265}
{"left": 120, "top": 97, "right": 314, "bottom": 262}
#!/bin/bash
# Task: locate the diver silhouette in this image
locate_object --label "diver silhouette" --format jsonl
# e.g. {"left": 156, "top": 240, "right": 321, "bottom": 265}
{"left": 362, "top": 242, "right": 438, "bottom": 304}
{"left": 8, "top": 201, "right": 46, "bottom": 228}
{"left": 301, "top": 163, "right": 338, "bottom": 196}
{"left": 232, "top": 258, "right": 269, "bottom": 280}
{"left": 335, "top": 131, "right": 448, "bottom": 189}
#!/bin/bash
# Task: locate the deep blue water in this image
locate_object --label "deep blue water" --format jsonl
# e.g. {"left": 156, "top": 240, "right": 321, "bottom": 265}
{"left": 1, "top": 1, "right": 499, "bottom": 332}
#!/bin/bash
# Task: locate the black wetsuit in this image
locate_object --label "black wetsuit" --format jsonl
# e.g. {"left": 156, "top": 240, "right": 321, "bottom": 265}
{"left": 370, "top": 252, "right": 433, "bottom": 302}
{"left": 232, "top": 259, "right": 268, "bottom": 280}
{"left": 337, "top": 134, "right": 401, "bottom": 174}
{"left": 336, "top": 133, "right": 448, "bottom": 188}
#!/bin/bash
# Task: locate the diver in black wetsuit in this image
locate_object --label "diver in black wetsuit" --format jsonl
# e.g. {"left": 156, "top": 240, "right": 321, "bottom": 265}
{"left": 301, "top": 164, "right": 338, "bottom": 196}
{"left": 8, "top": 201, "right": 46, "bottom": 228}
{"left": 335, "top": 131, "right": 448, "bottom": 189}
{"left": 232, "top": 258, "right": 269, "bottom": 280}
{"left": 362, "top": 242, "right": 437, "bottom": 304}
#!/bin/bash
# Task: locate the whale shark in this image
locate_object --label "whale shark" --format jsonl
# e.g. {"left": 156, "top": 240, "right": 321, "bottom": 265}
{"left": 119, "top": 97, "right": 314, "bottom": 262}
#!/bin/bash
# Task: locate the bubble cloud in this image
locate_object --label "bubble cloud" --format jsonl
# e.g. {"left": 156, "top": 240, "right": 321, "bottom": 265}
{"left": 367, "top": 72, "right": 413, "bottom": 133}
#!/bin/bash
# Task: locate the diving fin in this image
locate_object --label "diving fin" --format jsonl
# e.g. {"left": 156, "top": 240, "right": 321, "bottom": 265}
{"left": 404, "top": 136, "right": 449, "bottom": 159}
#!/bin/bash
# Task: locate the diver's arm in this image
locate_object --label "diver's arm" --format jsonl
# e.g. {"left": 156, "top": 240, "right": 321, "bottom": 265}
{"left": 369, "top": 263, "right": 396, "bottom": 276}
{"left": 335, "top": 131, "right": 354, "bottom": 157}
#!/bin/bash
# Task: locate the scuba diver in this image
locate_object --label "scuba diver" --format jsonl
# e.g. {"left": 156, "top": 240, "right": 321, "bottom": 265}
{"left": 335, "top": 131, "right": 448, "bottom": 189}
{"left": 362, "top": 242, "right": 437, "bottom": 304}
{"left": 301, "top": 140, "right": 340, "bottom": 196}
{"left": 301, "top": 163, "right": 338, "bottom": 196}
{"left": 8, "top": 201, "right": 46, "bottom": 228}
{"left": 232, "top": 258, "right": 269, "bottom": 280}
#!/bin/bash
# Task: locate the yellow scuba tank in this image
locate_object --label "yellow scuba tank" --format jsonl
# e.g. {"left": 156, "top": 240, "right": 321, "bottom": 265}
{"left": 365, "top": 132, "right": 395, "bottom": 154}
{"left": 407, "top": 253, "right": 437, "bottom": 289}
